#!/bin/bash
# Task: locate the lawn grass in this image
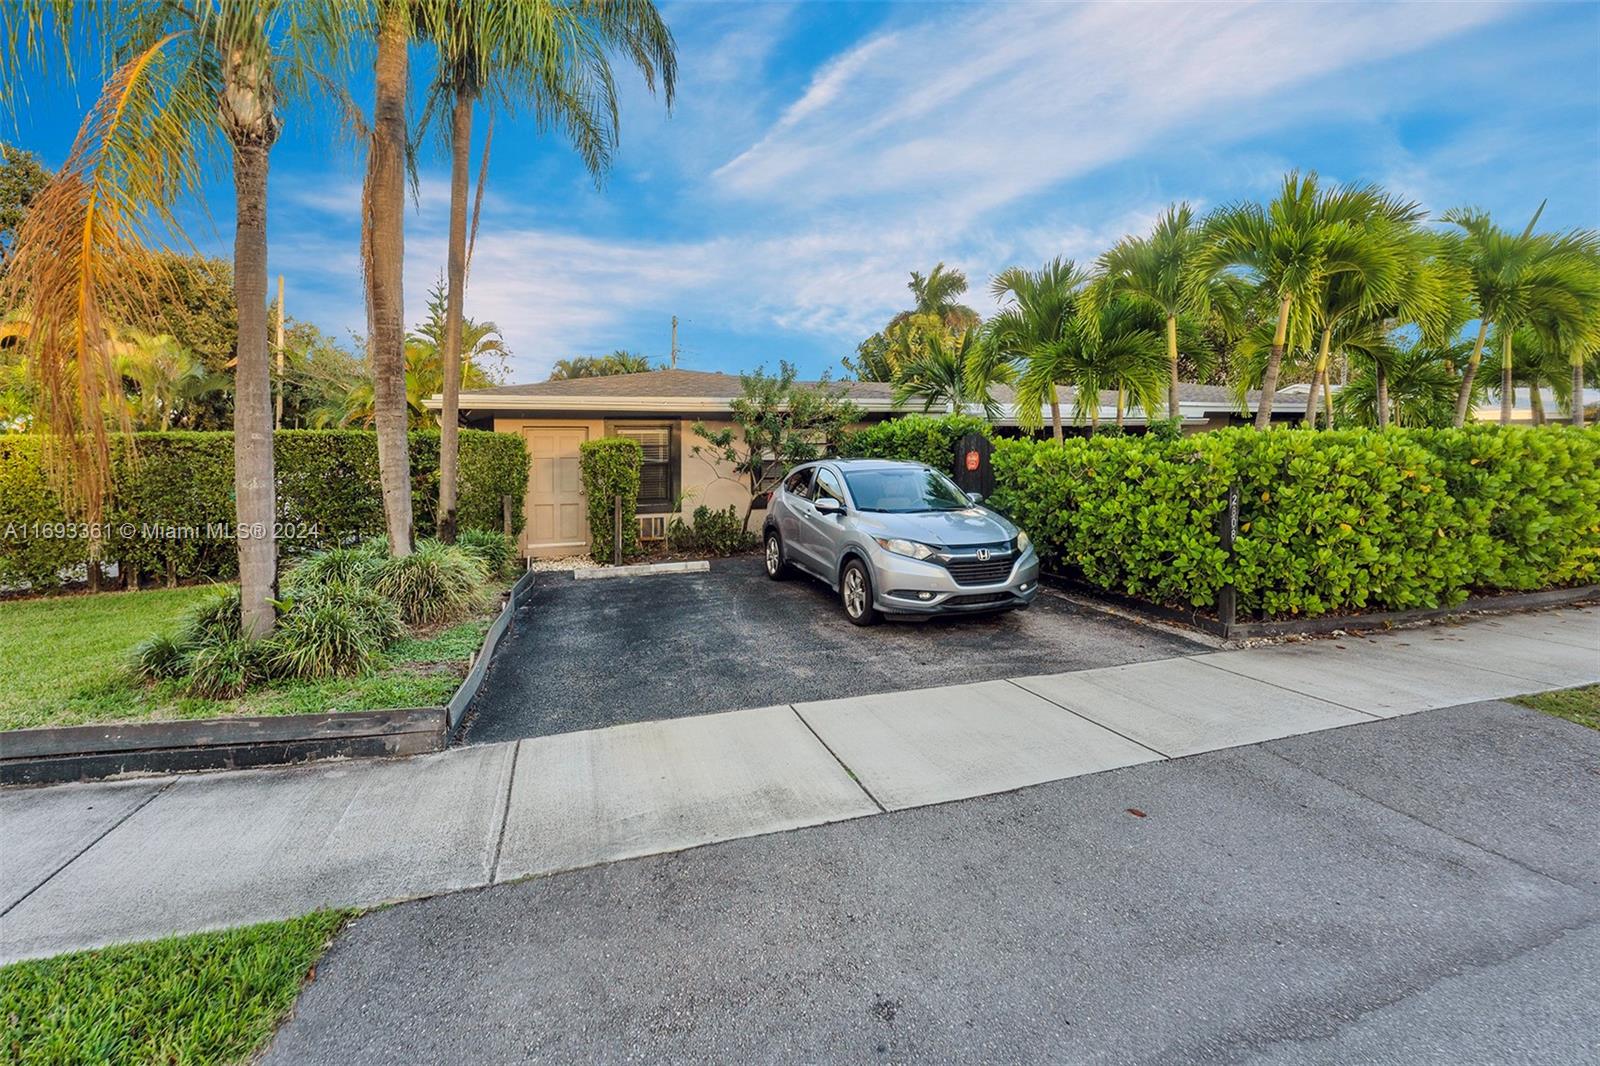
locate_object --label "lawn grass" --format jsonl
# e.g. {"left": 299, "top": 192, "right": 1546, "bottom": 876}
{"left": 0, "top": 910, "right": 353, "bottom": 1065}
{"left": 0, "top": 586, "right": 504, "bottom": 732}
{"left": 1512, "top": 684, "right": 1600, "bottom": 731}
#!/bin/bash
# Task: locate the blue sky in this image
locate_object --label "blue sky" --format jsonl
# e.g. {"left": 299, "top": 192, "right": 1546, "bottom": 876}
{"left": 11, "top": 0, "right": 1600, "bottom": 384}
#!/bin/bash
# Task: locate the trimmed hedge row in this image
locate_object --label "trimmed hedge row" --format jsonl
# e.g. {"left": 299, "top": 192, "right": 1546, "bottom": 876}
{"left": 841, "top": 413, "right": 993, "bottom": 468}
{"left": 0, "top": 430, "right": 529, "bottom": 590}
{"left": 852, "top": 418, "right": 1599, "bottom": 619}
{"left": 578, "top": 436, "right": 642, "bottom": 563}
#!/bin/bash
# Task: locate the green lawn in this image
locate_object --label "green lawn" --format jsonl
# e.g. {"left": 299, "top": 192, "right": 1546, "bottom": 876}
{"left": 0, "top": 586, "right": 501, "bottom": 732}
{"left": 0, "top": 911, "right": 352, "bottom": 1065}
{"left": 1513, "top": 684, "right": 1600, "bottom": 731}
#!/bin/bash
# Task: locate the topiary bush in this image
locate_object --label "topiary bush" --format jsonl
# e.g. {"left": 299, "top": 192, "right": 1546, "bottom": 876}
{"left": 578, "top": 437, "right": 643, "bottom": 563}
{"left": 667, "top": 505, "right": 759, "bottom": 556}
{"left": 841, "top": 413, "right": 992, "bottom": 470}
{"left": 370, "top": 540, "right": 490, "bottom": 624}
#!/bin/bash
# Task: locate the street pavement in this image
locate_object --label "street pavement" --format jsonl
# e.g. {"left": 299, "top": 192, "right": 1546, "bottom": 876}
{"left": 1, "top": 606, "right": 1596, "bottom": 963}
{"left": 265, "top": 699, "right": 1600, "bottom": 1064}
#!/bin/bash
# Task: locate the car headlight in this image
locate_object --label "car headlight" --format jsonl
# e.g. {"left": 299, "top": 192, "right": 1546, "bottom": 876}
{"left": 874, "top": 537, "right": 938, "bottom": 561}
{"left": 1015, "top": 530, "right": 1032, "bottom": 553}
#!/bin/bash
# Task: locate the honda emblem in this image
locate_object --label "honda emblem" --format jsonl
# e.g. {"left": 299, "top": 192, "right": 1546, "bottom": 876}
{"left": 976, "top": 548, "right": 991, "bottom": 562}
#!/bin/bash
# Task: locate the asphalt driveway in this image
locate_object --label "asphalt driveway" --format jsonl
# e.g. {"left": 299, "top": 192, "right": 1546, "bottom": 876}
{"left": 460, "top": 556, "right": 1204, "bottom": 744}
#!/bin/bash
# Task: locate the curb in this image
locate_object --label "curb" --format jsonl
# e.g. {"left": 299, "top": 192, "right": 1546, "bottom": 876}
{"left": 572, "top": 560, "right": 711, "bottom": 580}
{"left": 1, "top": 570, "right": 537, "bottom": 787}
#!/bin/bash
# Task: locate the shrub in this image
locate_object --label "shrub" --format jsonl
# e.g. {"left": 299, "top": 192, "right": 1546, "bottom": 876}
{"left": 129, "top": 632, "right": 188, "bottom": 682}
{"left": 280, "top": 547, "right": 381, "bottom": 593}
{"left": 177, "top": 586, "right": 245, "bottom": 647}
{"left": 0, "top": 429, "right": 528, "bottom": 590}
{"left": 667, "top": 505, "right": 759, "bottom": 555}
{"left": 988, "top": 425, "right": 1600, "bottom": 620}
{"left": 578, "top": 437, "right": 643, "bottom": 563}
{"left": 183, "top": 639, "right": 265, "bottom": 699}
{"left": 456, "top": 529, "right": 517, "bottom": 578}
{"left": 265, "top": 584, "right": 397, "bottom": 680}
{"left": 841, "top": 413, "right": 992, "bottom": 470}
{"left": 371, "top": 540, "right": 490, "bottom": 624}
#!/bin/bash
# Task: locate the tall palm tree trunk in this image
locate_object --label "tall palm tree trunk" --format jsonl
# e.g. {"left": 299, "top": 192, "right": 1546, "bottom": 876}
{"left": 1304, "top": 327, "right": 1332, "bottom": 427}
{"left": 1528, "top": 375, "right": 1545, "bottom": 424}
{"left": 1574, "top": 362, "right": 1587, "bottom": 427}
{"left": 366, "top": 3, "right": 413, "bottom": 556}
{"left": 1115, "top": 386, "right": 1124, "bottom": 429}
{"left": 232, "top": 141, "right": 276, "bottom": 638}
{"left": 1049, "top": 386, "right": 1062, "bottom": 442}
{"left": 1165, "top": 313, "right": 1179, "bottom": 420}
{"left": 1320, "top": 365, "right": 1333, "bottom": 427}
{"left": 1453, "top": 320, "right": 1490, "bottom": 427}
{"left": 1500, "top": 333, "right": 1514, "bottom": 424}
{"left": 1376, "top": 362, "right": 1390, "bottom": 429}
{"left": 436, "top": 89, "right": 474, "bottom": 545}
{"left": 1255, "top": 294, "right": 1293, "bottom": 430}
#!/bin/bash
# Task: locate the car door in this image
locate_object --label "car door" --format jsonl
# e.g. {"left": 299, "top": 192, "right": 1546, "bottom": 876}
{"left": 778, "top": 465, "right": 817, "bottom": 569}
{"left": 807, "top": 465, "right": 851, "bottom": 577}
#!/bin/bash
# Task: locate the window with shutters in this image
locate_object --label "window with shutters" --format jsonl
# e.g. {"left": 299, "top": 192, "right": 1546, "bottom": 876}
{"left": 610, "top": 422, "right": 677, "bottom": 512}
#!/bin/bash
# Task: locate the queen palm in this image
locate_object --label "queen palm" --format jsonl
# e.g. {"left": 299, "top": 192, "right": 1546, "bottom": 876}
{"left": 1093, "top": 203, "right": 1227, "bottom": 419}
{"left": 2, "top": 1, "right": 342, "bottom": 637}
{"left": 987, "top": 258, "right": 1087, "bottom": 440}
{"left": 1199, "top": 172, "right": 1405, "bottom": 429}
{"left": 418, "top": 0, "right": 675, "bottom": 541}
{"left": 1443, "top": 205, "right": 1600, "bottom": 426}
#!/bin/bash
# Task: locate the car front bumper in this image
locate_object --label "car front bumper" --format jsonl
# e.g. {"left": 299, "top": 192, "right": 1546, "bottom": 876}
{"left": 869, "top": 545, "right": 1042, "bottom": 615}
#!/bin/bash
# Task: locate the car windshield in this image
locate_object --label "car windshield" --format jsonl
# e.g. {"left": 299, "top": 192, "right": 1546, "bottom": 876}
{"left": 843, "top": 467, "right": 971, "bottom": 513}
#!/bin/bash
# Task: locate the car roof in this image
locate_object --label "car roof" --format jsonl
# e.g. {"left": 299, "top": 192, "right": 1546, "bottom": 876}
{"left": 815, "top": 458, "right": 930, "bottom": 471}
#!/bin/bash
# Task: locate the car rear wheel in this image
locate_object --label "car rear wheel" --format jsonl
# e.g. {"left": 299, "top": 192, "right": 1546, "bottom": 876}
{"left": 764, "top": 530, "right": 788, "bottom": 580}
{"left": 841, "top": 559, "right": 878, "bottom": 626}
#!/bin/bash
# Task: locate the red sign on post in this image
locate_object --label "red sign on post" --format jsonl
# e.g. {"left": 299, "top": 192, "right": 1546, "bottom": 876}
{"left": 965, "top": 450, "right": 980, "bottom": 472}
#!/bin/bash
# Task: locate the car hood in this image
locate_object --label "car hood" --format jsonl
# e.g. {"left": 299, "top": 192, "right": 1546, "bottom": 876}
{"left": 852, "top": 507, "right": 1018, "bottom": 547}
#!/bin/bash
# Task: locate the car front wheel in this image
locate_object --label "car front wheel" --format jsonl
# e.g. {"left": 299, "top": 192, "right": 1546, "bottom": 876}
{"left": 764, "top": 530, "right": 788, "bottom": 580}
{"left": 841, "top": 558, "right": 878, "bottom": 626}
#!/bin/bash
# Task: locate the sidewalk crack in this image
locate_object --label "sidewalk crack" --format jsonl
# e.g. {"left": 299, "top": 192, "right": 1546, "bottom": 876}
{"left": 488, "top": 742, "right": 521, "bottom": 884}
{"left": 789, "top": 705, "right": 887, "bottom": 814}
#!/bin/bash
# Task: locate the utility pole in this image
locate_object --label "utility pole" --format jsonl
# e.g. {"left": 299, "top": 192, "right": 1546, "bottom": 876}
{"left": 273, "top": 274, "right": 285, "bottom": 429}
{"left": 670, "top": 315, "right": 678, "bottom": 369}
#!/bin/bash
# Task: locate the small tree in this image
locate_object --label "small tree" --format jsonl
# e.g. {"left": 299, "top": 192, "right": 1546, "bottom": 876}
{"left": 692, "top": 362, "right": 861, "bottom": 528}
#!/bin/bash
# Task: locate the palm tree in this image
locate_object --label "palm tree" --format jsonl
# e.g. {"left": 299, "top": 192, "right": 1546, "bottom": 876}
{"left": 1443, "top": 204, "right": 1600, "bottom": 426}
{"left": 112, "top": 330, "right": 226, "bottom": 430}
{"left": 891, "top": 328, "right": 998, "bottom": 415}
{"left": 418, "top": 0, "right": 676, "bottom": 543}
{"left": 892, "top": 262, "right": 981, "bottom": 332}
{"left": 1199, "top": 172, "right": 1406, "bottom": 429}
{"left": 1093, "top": 203, "right": 1225, "bottom": 419}
{"left": 1335, "top": 339, "right": 1469, "bottom": 428}
{"left": 549, "top": 350, "right": 658, "bottom": 379}
{"left": 1016, "top": 299, "right": 1165, "bottom": 437}
{"left": 364, "top": 0, "right": 414, "bottom": 556}
{"left": 1, "top": 2, "right": 340, "bottom": 637}
{"left": 987, "top": 258, "right": 1088, "bottom": 440}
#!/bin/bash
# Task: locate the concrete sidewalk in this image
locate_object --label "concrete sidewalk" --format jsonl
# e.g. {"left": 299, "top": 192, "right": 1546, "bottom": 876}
{"left": 2, "top": 606, "right": 1596, "bottom": 962}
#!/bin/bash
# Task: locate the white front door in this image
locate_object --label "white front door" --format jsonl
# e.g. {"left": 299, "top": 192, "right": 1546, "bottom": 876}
{"left": 523, "top": 424, "right": 589, "bottom": 557}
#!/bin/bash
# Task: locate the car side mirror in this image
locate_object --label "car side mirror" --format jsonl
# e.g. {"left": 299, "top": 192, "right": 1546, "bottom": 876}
{"left": 966, "top": 491, "right": 985, "bottom": 505}
{"left": 814, "top": 496, "right": 844, "bottom": 516}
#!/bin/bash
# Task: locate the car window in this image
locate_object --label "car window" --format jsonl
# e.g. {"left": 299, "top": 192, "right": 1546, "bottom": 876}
{"left": 843, "top": 467, "right": 970, "bottom": 513}
{"left": 782, "top": 466, "right": 815, "bottom": 500}
{"left": 814, "top": 467, "right": 846, "bottom": 507}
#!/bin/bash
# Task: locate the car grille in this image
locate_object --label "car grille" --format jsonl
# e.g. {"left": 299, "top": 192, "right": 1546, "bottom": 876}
{"left": 946, "top": 592, "right": 1012, "bottom": 606}
{"left": 944, "top": 558, "right": 1014, "bottom": 586}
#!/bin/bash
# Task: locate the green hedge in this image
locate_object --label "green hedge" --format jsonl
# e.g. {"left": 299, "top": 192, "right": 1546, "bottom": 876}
{"left": 857, "top": 416, "right": 1599, "bottom": 619}
{"left": 841, "top": 413, "right": 992, "bottom": 468}
{"left": 578, "top": 437, "right": 642, "bottom": 563}
{"left": 0, "top": 430, "right": 528, "bottom": 590}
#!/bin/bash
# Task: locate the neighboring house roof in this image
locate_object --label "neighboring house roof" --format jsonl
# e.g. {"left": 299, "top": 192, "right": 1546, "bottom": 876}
{"left": 428, "top": 368, "right": 1302, "bottom": 424}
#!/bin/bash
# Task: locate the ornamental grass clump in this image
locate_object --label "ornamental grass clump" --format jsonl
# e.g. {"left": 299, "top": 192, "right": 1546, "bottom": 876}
{"left": 280, "top": 546, "right": 381, "bottom": 592}
{"left": 371, "top": 540, "right": 490, "bottom": 624}
{"left": 264, "top": 583, "right": 397, "bottom": 680}
{"left": 455, "top": 529, "right": 517, "bottom": 578}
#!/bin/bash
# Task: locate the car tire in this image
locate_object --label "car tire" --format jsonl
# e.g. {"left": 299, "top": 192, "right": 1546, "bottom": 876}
{"left": 764, "top": 530, "right": 789, "bottom": 580}
{"left": 840, "top": 558, "right": 878, "bottom": 627}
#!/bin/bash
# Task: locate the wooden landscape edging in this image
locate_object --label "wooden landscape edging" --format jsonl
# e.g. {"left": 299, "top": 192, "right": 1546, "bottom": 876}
{"left": 1042, "top": 572, "right": 1600, "bottom": 641}
{"left": 0, "top": 569, "right": 537, "bottom": 787}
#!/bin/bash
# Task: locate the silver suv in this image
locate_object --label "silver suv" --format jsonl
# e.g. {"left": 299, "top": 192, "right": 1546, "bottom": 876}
{"left": 762, "top": 459, "right": 1041, "bottom": 625}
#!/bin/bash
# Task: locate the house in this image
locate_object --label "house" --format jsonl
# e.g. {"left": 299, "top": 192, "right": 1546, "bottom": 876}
{"left": 428, "top": 369, "right": 1302, "bottom": 559}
